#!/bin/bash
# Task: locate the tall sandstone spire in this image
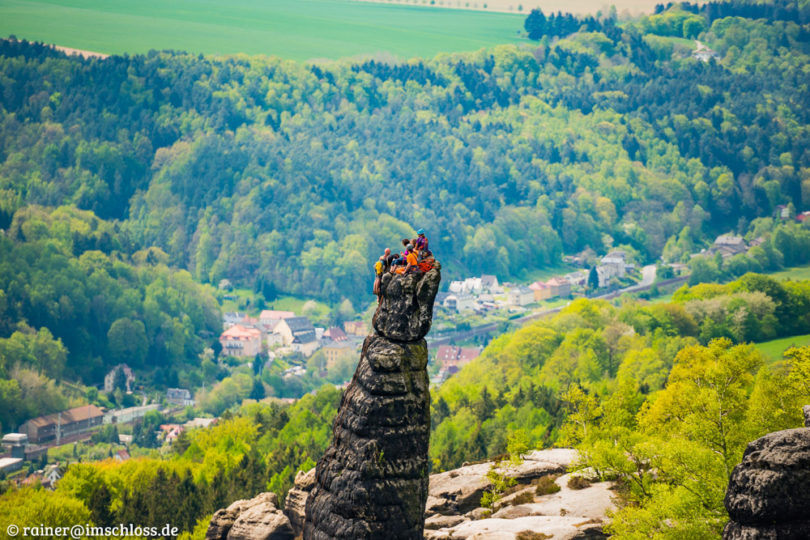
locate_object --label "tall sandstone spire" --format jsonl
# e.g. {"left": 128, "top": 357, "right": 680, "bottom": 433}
{"left": 304, "top": 263, "right": 441, "bottom": 539}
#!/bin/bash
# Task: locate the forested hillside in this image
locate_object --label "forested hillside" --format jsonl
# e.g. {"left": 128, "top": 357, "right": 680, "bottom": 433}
{"left": 2, "top": 3, "right": 810, "bottom": 303}
{"left": 0, "top": 205, "right": 221, "bottom": 431}
{"left": 430, "top": 273, "right": 810, "bottom": 536}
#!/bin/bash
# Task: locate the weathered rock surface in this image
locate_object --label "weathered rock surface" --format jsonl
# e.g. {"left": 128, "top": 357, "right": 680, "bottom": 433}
{"left": 804, "top": 405, "right": 810, "bottom": 427}
{"left": 424, "top": 452, "right": 615, "bottom": 540}
{"left": 723, "top": 427, "right": 810, "bottom": 539}
{"left": 206, "top": 492, "right": 295, "bottom": 540}
{"left": 372, "top": 263, "right": 441, "bottom": 342}
{"left": 424, "top": 516, "right": 606, "bottom": 540}
{"left": 425, "top": 449, "right": 577, "bottom": 517}
{"left": 303, "top": 265, "right": 441, "bottom": 539}
{"left": 284, "top": 468, "right": 316, "bottom": 535}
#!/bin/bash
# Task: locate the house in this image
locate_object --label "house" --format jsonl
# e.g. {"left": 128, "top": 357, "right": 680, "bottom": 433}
{"left": 114, "top": 449, "right": 130, "bottom": 462}
{"left": 508, "top": 286, "right": 534, "bottom": 306}
{"left": 693, "top": 41, "right": 720, "bottom": 62}
{"left": 596, "top": 266, "right": 616, "bottom": 288}
{"left": 292, "top": 336, "right": 320, "bottom": 357}
{"left": 322, "top": 327, "right": 348, "bottom": 343}
{"left": 220, "top": 324, "right": 262, "bottom": 357}
{"left": 600, "top": 251, "right": 627, "bottom": 277}
{"left": 797, "top": 211, "right": 810, "bottom": 222}
{"left": 565, "top": 271, "right": 587, "bottom": 286}
{"left": 529, "top": 281, "right": 552, "bottom": 302}
{"left": 275, "top": 317, "right": 316, "bottom": 345}
{"left": 449, "top": 277, "right": 494, "bottom": 295}
{"left": 159, "top": 424, "right": 183, "bottom": 444}
{"left": 546, "top": 277, "right": 571, "bottom": 298}
{"left": 480, "top": 275, "right": 500, "bottom": 292}
{"left": 595, "top": 251, "right": 629, "bottom": 287}
{"left": 166, "top": 388, "right": 194, "bottom": 407}
{"left": 448, "top": 280, "right": 466, "bottom": 294}
{"left": 343, "top": 320, "right": 368, "bottom": 336}
{"left": 259, "top": 310, "right": 295, "bottom": 325}
{"left": 776, "top": 204, "right": 792, "bottom": 220}
{"left": 19, "top": 405, "right": 105, "bottom": 444}
{"left": 103, "top": 364, "right": 135, "bottom": 393}
{"left": 322, "top": 341, "right": 355, "bottom": 370}
{"left": 443, "top": 294, "right": 477, "bottom": 312}
{"left": 275, "top": 317, "right": 319, "bottom": 356}
{"left": 436, "top": 346, "right": 481, "bottom": 373}
{"left": 709, "top": 234, "right": 747, "bottom": 259}
{"left": 2, "top": 433, "right": 28, "bottom": 459}
{"left": 222, "top": 312, "right": 245, "bottom": 330}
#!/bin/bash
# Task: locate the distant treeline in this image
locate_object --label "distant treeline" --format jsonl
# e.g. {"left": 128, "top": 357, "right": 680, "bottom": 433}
{"left": 655, "top": 0, "right": 810, "bottom": 25}
{"left": 524, "top": 10, "right": 620, "bottom": 41}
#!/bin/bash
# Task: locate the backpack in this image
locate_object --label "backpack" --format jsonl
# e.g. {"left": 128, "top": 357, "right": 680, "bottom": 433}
{"left": 374, "top": 260, "right": 384, "bottom": 276}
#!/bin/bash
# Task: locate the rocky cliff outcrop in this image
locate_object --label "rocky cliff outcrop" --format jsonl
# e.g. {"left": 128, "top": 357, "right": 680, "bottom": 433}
{"left": 292, "top": 449, "right": 614, "bottom": 540}
{"left": 303, "top": 265, "right": 441, "bottom": 540}
{"left": 424, "top": 449, "right": 615, "bottom": 540}
{"left": 723, "top": 411, "right": 810, "bottom": 539}
{"left": 206, "top": 492, "right": 295, "bottom": 540}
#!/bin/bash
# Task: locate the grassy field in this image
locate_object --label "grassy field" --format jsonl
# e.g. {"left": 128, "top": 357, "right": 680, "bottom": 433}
{"left": 755, "top": 333, "right": 810, "bottom": 363}
{"left": 0, "top": 0, "right": 527, "bottom": 61}
{"left": 766, "top": 264, "right": 810, "bottom": 282}
{"left": 519, "top": 263, "right": 576, "bottom": 284}
{"left": 358, "top": 0, "right": 685, "bottom": 16}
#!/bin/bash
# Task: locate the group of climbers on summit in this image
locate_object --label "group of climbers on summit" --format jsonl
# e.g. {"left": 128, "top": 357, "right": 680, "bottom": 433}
{"left": 373, "top": 229, "right": 435, "bottom": 296}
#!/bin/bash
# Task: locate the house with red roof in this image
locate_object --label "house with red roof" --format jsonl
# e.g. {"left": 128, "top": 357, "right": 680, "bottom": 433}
{"left": 220, "top": 324, "right": 262, "bottom": 357}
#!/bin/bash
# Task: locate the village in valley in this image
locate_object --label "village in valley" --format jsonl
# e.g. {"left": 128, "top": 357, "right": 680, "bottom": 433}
{"left": 0, "top": 223, "right": 783, "bottom": 488}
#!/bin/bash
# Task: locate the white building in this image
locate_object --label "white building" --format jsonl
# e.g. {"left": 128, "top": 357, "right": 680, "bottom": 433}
{"left": 443, "top": 294, "right": 477, "bottom": 312}
{"left": 508, "top": 286, "right": 535, "bottom": 306}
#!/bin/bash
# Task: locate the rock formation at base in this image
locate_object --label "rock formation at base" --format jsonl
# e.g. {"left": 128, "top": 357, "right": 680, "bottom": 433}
{"left": 288, "top": 449, "right": 615, "bottom": 540}
{"left": 303, "top": 264, "right": 441, "bottom": 540}
{"left": 424, "top": 449, "right": 614, "bottom": 540}
{"left": 206, "top": 492, "right": 295, "bottom": 540}
{"left": 723, "top": 415, "right": 810, "bottom": 540}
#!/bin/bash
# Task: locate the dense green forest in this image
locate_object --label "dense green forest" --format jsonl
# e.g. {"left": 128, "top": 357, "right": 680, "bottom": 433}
{"left": 2, "top": 2, "right": 810, "bottom": 304}
{"left": 0, "top": 205, "right": 221, "bottom": 432}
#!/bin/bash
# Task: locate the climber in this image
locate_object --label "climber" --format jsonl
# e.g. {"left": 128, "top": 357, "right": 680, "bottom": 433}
{"left": 414, "top": 229, "right": 428, "bottom": 253}
{"left": 373, "top": 249, "right": 389, "bottom": 297}
{"left": 405, "top": 244, "right": 419, "bottom": 274}
{"left": 390, "top": 238, "right": 411, "bottom": 271}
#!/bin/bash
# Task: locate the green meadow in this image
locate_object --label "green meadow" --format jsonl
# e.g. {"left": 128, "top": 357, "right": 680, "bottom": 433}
{"left": 0, "top": 0, "right": 527, "bottom": 60}
{"left": 755, "top": 333, "right": 810, "bottom": 363}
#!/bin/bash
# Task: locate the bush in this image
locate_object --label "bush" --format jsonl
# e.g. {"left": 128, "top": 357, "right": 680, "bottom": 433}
{"left": 534, "top": 474, "right": 561, "bottom": 495}
{"left": 510, "top": 490, "right": 535, "bottom": 506}
{"left": 567, "top": 475, "right": 591, "bottom": 490}
{"left": 516, "top": 532, "right": 551, "bottom": 540}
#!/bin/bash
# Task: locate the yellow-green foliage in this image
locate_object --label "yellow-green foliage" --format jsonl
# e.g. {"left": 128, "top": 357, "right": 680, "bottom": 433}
{"left": 0, "top": 487, "right": 91, "bottom": 533}
{"left": 431, "top": 274, "right": 810, "bottom": 476}
{"left": 0, "top": 386, "right": 341, "bottom": 537}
